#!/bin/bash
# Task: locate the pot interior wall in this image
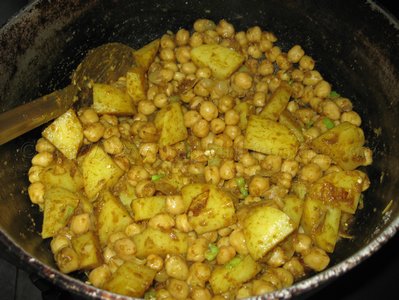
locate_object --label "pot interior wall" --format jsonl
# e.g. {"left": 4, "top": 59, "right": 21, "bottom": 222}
{"left": 0, "top": 0, "right": 398, "bottom": 294}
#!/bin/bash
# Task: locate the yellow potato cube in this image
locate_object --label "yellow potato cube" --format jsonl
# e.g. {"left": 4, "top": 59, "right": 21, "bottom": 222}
{"left": 187, "top": 184, "right": 236, "bottom": 234}
{"left": 260, "top": 85, "right": 292, "bottom": 120}
{"left": 311, "top": 122, "right": 372, "bottom": 170}
{"left": 191, "top": 44, "right": 244, "bottom": 79}
{"left": 131, "top": 196, "right": 166, "bottom": 221}
{"left": 42, "top": 187, "right": 79, "bottom": 238}
{"left": 133, "top": 39, "right": 160, "bottom": 71}
{"left": 71, "top": 231, "right": 102, "bottom": 270}
{"left": 243, "top": 204, "right": 295, "bottom": 260}
{"left": 105, "top": 261, "right": 156, "bottom": 297}
{"left": 133, "top": 227, "right": 188, "bottom": 258}
{"left": 92, "top": 83, "right": 135, "bottom": 115}
{"left": 126, "top": 66, "right": 147, "bottom": 103}
{"left": 154, "top": 102, "right": 188, "bottom": 147}
{"left": 244, "top": 116, "right": 299, "bottom": 159}
{"left": 42, "top": 109, "right": 83, "bottom": 160}
{"left": 80, "top": 145, "right": 124, "bottom": 199}
{"left": 95, "top": 190, "right": 133, "bottom": 245}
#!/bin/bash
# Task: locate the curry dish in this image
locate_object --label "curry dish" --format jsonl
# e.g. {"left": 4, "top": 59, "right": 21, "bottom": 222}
{"left": 27, "top": 19, "right": 372, "bottom": 299}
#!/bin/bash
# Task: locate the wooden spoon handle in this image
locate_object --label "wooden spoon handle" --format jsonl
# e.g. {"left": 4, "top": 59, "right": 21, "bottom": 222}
{"left": 0, "top": 85, "right": 78, "bottom": 145}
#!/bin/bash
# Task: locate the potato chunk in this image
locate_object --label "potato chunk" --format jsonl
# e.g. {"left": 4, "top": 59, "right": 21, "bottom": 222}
{"left": 282, "top": 194, "right": 304, "bottom": 228}
{"left": 244, "top": 116, "right": 299, "bottom": 159}
{"left": 301, "top": 197, "right": 341, "bottom": 253}
{"left": 191, "top": 44, "right": 244, "bottom": 79}
{"left": 310, "top": 122, "right": 372, "bottom": 170}
{"left": 92, "top": 83, "right": 135, "bottom": 115}
{"left": 71, "top": 231, "right": 102, "bottom": 270}
{"left": 187, "top": 184, "right": 236, "bottom": 234}
{"left": 42, "top": 109, "right": 83, "bottom": 160}
{"left": 80, "top": 145, "right": 124, "bottom": 199}
{"left": 308, "top": 170, "right": 369, "bottom": 214}
{"left": 260, "top": 85, "right": 292, "bottom": 120}
{"left": 133, "top": 227, "right": 188, "bottom": 258}
{"left": 242, "top": 205, "right": 295, "bottom": 260}
{"left": 95, "top": 191, "right": 133, "bottom": 245}
{"left": 42, "top": 187, "right": 79, "bottom": 238}
{"left": 131, "top": 196, "right": 166, "bottom": 221}
{"left": 126, "top": 66, "right": 147, "bottom": 103}
{"left": 133, "top": 39, "right": 160, "bottom": 71}
{"left": 210, "top": 255, "right": 261, "bottom": 294}
{"left": 104, "top": 261, "right": 156, "bottom": 297}
{"left": 154, "top": 102, "right": 188, "bottom": 147}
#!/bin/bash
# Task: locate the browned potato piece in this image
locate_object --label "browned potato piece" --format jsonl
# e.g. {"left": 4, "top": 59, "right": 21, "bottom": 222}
{"left": 310, "top": 122, "right": 372, "bottom": 170}
{"left": 260, "top": 85, "right": 292, "bottom": 120}
{"left": 71, "top": 231, "right": 103, "bottom": 270}
{"left": 126, "top": 66, "right": 147, "bottom": 103}
{"left": 133, "top": 39, "right": 160, "bottom": 71}
{"left": 104, "top": 261, "right": 156, "bottom": 297}
{"left": 42, "top": 109, "right": 83, "bottom": 160}
{"left": 92, "top": 83, "right": 135, "bottom": 115}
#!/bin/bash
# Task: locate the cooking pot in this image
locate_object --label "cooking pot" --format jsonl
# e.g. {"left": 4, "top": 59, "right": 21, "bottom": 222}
{"left": 0, "top": 0, "right": 398, "bottom": 299}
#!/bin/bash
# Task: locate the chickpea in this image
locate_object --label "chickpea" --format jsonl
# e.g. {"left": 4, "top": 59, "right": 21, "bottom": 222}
{"left": 88, "top": 265, "right": 111, "bottom": 288}
{"left": 175, "top": 28, "right": 190, "bottom": 46}
{"left": 224, "top": 110, "right": 240, "bottom": 126}
{"left": 299, "top": 163, "right": 322, "bottom": 182}
{"left": 266, "top": 247, "right": 287, "bottom": 267}
{"left": 161, "top": 34, "right": 176, "bottom": 49}
{"left": 293, "top": 233, "right": 312, "bottom": 254}
{"left": 181, "top": 62, "right": 197, "bottom": 75}
{"left": 188, "top": 262, "right": 211, "bottom": 287}
{"left": 138, "top": 122, "right": 158, "bottom": 142}
{"left": 268, "top": 77, "right": 281, "bottom": 93}
{"left": 276, "top": 53, "right": 292, "bottom": 70}
{"left": 283, "top": 257, "right": 305, "bottom": 279}
{"left": 303, "top": 247, "right": 330, "bottom": 272}
{"left": 50, "top": 235, "right": 70, "bottom": 254}
{"left": 139, "top": 143, "right": 158, "bottom": 164}
{"left": 303, "top": 70, "right": 323, "bottom": 86}
{"left": 138, "top": 100, "right": 157, "bottom": 115}
{"left": 166, "top": 195, "right": 185, "bottom": 215}
{"left": 233, "top": 72, "right": 253, "bottom": 90}
{"left": 335, "top": 97, "right": 353, "bottom": 112}
{"left": 216, "top": 19, "right": 235, "bottom": 38}
{"left": 252, "top": 280, "right": 276, "bottom": 295}
{"left": 31, "top": 151, "right": 53, "bottom": 167}
{"left": 311, "top": 154, "right": 332, "bottom": 171}
{"left": 187, "top": 237, "right": 208, "bottom": 262}
{"left": 286, "top": 101, "right": 299, "bottom": 113}
{"left": 229, "top": 229, "right": 248, "bottom": 255}
{"left": 253, "top": 92, "right": 266, "bottom": 107}
{"left": 78, "top": 108, "right": 99, "bottom": 125}
{"left": 191, "top": 287, "right": 212, "bottom": 300}
{"left": 125, "top": 223, "right": 143, "bottom": 237}
{"left": 219, "top": 160, "right": 236, "bottom": 180}
{"left": 249, "top": 176, "right": 270, "bottom": 197}
{"left": 101, "top": 114, "right": 118, "bottom": 126}
{"left": 192, "top": 119, "right": 210, "bottom": 138}
{"left": 102, "top": 124, "right": 120, "bottom": 139}
{"left": 235, "top": 31, "right": 248, "bottom": 47}
{"left": 165, "top": 255, "right": 189, "bottom": 280}
{"left": 210, "top": 118, "right": 226, "bottom": 134}
{"left": 184, "top": 110, "right": 202, "bottom": 128}
{"left": 224, "top": 125, "right": 240, "bottom": 140}
{"left": 156, "top": 289, "right": 171, "bottom": 299}
{"left": 153, "top": 93, "right": 169, "bottom": 108}
{"left": 204, "top": 165, "right": 220, "bottom": 185}
{"left": 261, "top": 270, "right": 282, "bottom": 290}
{"left": 135, "top": 180, "right": 156, "bottom": 197}
{"left": 341, "top": 111, "right": 362, "bottom": 126}
{"left": 281, "top": 160, "right": 299, "bottom": 177}
{"left": 266, "top": 46, "right": 281, "bottom": 62}
{"left": 189, "top": 32, "right": 203, "bottom": 48}
{"left": 70, "top": 213, "right": 91, "bottom": 235}
{"left": 299, "top": 55, "right": 315, "bottom": 70}
{"left": 325, "top": 165, "right": 342, "bottom": 175}
{"left": 321, "top": 100, "right": 341, "bottom": 120}
{"left": 200, "top": 101, "right": 218, "bottom": 121}
{"left": 103, "top": 136, "right": 124, "bottom": 155}
{"left": 287, "top": 45, "right": 305, "bottom": 63}
{"left": 160, "top": 47, "right": 175, "bottom": 61}
{"left": 261, "top": 155, "right": 282, "bottom": 173}
{"left": 218, "top": 95, "right": 235, "bottom": 113}
{"left": 248, "top": 44, "right": 263, "bottom": 59}
{"left": 127, "top": 166, "right": 149, "bottom": 184}
{"left": 114, "top": 238, "right": 136, "bottom": 259}
{"left": 194, "top": 19, "right": 216, "bottom": 32}
{"left": 175, "top": 46, "right": 191, "bottom": 63}
{"left": 28, "top": 166, "right": 43, "bottom": 183}
{"left": 35, "top": 138, "right": 55, "bottom": 153}
{"left": 28, "top": 182, "right": 45, "bottom": 204}
{"left": 259, "top": 36, "right": 273, "bottom": 52}
{"left": 314, "top": 80, "right": 331, "bottom": 98}
{"left": 167, "top": 279, "right": 189, "bottom": 300}
{"left": 216, "top": 246, "right": 236, "bottom": 265}
{"left": 175, "top": 214, "right": 193, "bottom": 232}
{"left": 146, "top": 254, "right": 164, "bottom": 271}
{"left": 148, "top": 213, "right": 175, "bottom": 230}
{"left": 55, "top": 247, "right": 79, "bottom": 273}
{"left": 103, "top": 246, "right": 116, "bottom": 264}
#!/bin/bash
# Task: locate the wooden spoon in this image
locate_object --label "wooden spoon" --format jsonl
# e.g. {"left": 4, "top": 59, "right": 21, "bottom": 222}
{"left": 0, "top": 42, "right": 135, "bottom": 145}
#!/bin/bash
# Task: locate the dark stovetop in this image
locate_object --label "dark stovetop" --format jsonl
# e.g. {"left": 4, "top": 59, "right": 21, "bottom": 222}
{"left": 1, "top": 1, "right": 398, "bottom": 300}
